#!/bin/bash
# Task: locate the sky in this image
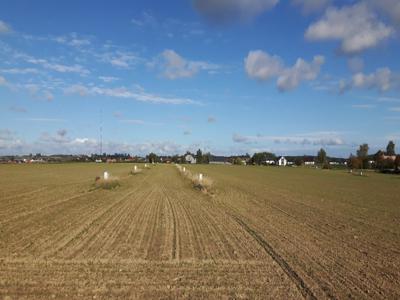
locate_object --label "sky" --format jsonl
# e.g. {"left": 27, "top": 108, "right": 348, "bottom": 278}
{"left": 0, "top": 0, "right": 400, "bottom": 157}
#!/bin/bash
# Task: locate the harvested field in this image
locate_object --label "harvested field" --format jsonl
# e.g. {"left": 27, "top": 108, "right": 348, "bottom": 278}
{"left": 0, "top": 163, "right": 399, "bottom": 299}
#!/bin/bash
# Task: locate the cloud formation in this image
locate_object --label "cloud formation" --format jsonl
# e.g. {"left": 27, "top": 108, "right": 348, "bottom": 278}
{"left": 305, "top": 3, "right": 393, "bottom": 54}
{"left": 245, "top": 50, "right": 324, "bottom": 91}
{"left": 193, "top": 0, "right": 279, "bottom": 23}
{"left": 340, "top": 68, "right": 399, "bottom": 93}
{"left": 65, "top": 84, "right": 200, "bottom": 105}
{"left": 233, "top": 132, "right": 345, "bottom": 146}
{"left": 159, "top": 49, "right": 219, "bottom": 79}
{"left": 0, "top": 20, "right": 11, "bottom": 34}
{"left": 292, "top": 0, "right": 331, "bottom": 14}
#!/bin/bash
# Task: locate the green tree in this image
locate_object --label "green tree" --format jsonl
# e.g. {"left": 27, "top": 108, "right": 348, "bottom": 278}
{"left": 202, "top": 152, "right": 211, "bottom": 164}
{"left": 196, "top": 149, "right": 203, "bottom": 164}
{"left": 348, "top": 154, "right": 362, "bottom": 169}
{"left": 316, "top": 148, "right": 327, "bottom": 166}
{"left": 386, "top": 140, "right": 396, "bottom": 156}
{"left": 356, "top": 143, "right": 369, "bottom": 169}
{"left": 147, "top": 152, "right": 157, "bottom": 163}
{"left": 250, "top": 152, "right": 276, "bottom": 165}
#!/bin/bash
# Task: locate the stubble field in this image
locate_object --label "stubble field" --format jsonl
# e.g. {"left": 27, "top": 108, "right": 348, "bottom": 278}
{"left": 0, "top": 163, "right": 399, "bottom": 299}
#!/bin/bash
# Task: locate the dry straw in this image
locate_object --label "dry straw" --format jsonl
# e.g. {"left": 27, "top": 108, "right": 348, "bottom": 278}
{"left": 94, "top": 173, "right": 120, "bottom": 190}
{"left": 130, "top": 165, "right": 143, "bottom": 175}
{"left": 175, "top": 164, "right": 213, "bottom": 193}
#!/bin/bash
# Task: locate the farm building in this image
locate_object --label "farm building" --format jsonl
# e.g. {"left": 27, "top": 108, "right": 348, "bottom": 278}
{"left": 277, "top": 156, "right": 287, "bottom": 166}
{"left": 185, "top": 154, "right": 196, "bottom": 164}
{"left": 265, "top": 159, "right": 276, "bottom": 165}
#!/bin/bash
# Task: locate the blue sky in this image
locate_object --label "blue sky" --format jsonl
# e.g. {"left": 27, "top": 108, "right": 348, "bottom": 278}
{"left": 1, "top": 0, "right": 400, "bottom": 157}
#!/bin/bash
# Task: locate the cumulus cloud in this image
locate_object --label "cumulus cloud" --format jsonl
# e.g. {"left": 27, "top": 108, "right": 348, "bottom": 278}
{"left": 292, "top": 0, "right": 331, "bottom": 14}
{"left": 244, "top": 50, "right": 324, "bottom": 91}
{"left": 65, "top": 84, "right": 200, "bottom": 105}
{"left": 0, "top": 20, "right": 11, "bottom": 34}
{"left": 305, "top": 3, "right": 393, "bottom": 54}
{"left": 367, "top": 0, "right": 400, "bottom": 26}
{"left": 0, "top": 129, "right": 23, "bottom": 151}
{"left": 340, "top": 68, "right": 399, "bottom": 93}
{"left": 193, "top": 0, "right": 279, "bottom": 23}
{"left": 207, "top": 116, "right": 216, "bottom": 123}
{"left": 183, "top": 130, "right": 192, "bottom": 135}
{"left": 233, "top": 131, "right": 345, "bottom": 146}
{"left": 159, "top": 49, "right": 219, "bottom": 79}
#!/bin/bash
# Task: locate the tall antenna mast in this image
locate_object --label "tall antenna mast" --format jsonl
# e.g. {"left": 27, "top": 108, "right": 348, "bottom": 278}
{"left": 100, "top": 109, "right": 103, "bottom": 156}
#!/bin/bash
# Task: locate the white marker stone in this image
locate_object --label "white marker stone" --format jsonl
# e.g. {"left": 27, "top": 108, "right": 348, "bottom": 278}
{"left": 104, "top": 171, "right": 109, "bottom": 180}
{"left": 145, "top": 164, "right": 147, "bottom": 168}
{"left": 134, "top": 165, "right": 137, "bottom": 171}
{"left": 183, "top": 167, "right": 186, "bottom": 172}
{"left": 199, "top": 173, "right": 203, "bottom": 182}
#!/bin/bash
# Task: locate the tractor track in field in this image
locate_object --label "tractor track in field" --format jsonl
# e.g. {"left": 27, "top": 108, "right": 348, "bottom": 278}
{"left": 227, "top": 212, "right": 319, "bottom": 300}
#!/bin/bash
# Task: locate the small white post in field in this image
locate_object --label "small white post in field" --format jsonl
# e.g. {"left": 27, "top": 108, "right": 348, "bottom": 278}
{"left": 144, "top": 163, "right": 147, "bottom": 168}
{"left": 134, "top": 165, "right": 137, "bottom": 171}
{"left": 199, "top": 173, "right": 203, "bottom": 182}
{"left": 103, "top": 171, "right": 109, "bottom": 180}
{"left": 183, "top": 167, "right": 186, "bottom": 172}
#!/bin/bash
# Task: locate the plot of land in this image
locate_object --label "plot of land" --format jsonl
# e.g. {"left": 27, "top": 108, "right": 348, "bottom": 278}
{"left": 0, "top": 163, "right": 399, "bottom": 299}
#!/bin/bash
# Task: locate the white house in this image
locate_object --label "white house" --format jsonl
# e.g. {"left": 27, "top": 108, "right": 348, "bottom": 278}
{"left": 277, "top": 156, "right": 287, "bottom": 166}
{"left": 185, "top": 154, "right": 196, "bottom": 164}
{"left": 265, "top": 160, "right": 276, "bottom": 165}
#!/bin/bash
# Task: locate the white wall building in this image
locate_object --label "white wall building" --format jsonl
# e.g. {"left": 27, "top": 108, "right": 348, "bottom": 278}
{"left": 185, "top": 154, "right": 196, "bottom": 164}
{"left": 277, "top": 156, "right": 287, "bottom": 166}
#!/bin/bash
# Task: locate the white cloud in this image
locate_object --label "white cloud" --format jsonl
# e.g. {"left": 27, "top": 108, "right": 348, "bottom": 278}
{"left": 367, "top": 0, "right": 400, "bottom": 25}
{"left": 208, "top": 116, "right": 216, "bottom": 123}
{"left": 340, "top": 68, "right": 398, "bottom": 93}
{"left": 276, "top": 56, "right": 325, "bottom": 91}
{"left": 18, "top": 118, "right": 65, "bottom": 122}
{"left": 233, "top": 131, "right": 345, "bottom": 146}
{"left": 244, "top": 50, "right": 283, "bottom": 81}
{"left": 389, "top": 107, "right": 400, "bottom": 112}
{"left": 159, "top": 49, "right": 219, "bottom": 79}
{"left": 244, "top": 50, "right": 324, "bottom": 91}
{"left": 119, "top": 119, "right": 163, "bottom": 126}
{"left": 0, "top": 76, "right": 7, "bottom": 86}
{"left": 53, "top": 33, "right": 91, "bottom": 47}
{"left": 351, "top": 104, "right": 376, "bottom": 109}
{"left": 0, "top": 129, "right": 23, "bottom": 151}
{"left": 131, "top": 11, "right": 157, "bottom": 27}
{"left": 0, "top": 68, "right": 40, "bottom": 75}
{"left": 65, "top": 84, "right": 200, "bottom": 105}
{"left": 292, "top": 0, "right": 331, "bottom": 14}
{"left": 305, "top": 3, "right": 393, "bottom": 54}
{"left": 9, "top": 106, "right": 27, "bottom": 113}
{"left": 193, "top": 0, "right": 279, "bottom": 23}
{"left": 0, "top": 20, "right": 11, "bottom": 34}
{"left": 98, "top": 76, "right": 119, "bottom": 83}
{"left": 25, "top": 56, "right": 90, "bottom": 75}
{"left": 99, "top": 51, "right": 139, "bottom": 69}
